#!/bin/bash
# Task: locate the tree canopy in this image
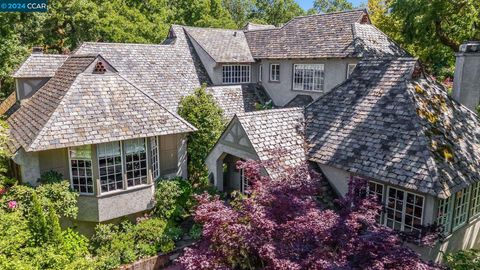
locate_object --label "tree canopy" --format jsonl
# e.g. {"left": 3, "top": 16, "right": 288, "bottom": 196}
{"left": 311, "top": 0, "right": 354, "bottom": 14}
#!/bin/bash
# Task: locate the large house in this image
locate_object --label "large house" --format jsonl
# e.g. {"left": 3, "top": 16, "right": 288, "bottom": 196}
{"left": 206, "top": 32, "right": 480, "bottom": 263}
{"left": 5, "top": 9, "right": 398, "bottom": 227}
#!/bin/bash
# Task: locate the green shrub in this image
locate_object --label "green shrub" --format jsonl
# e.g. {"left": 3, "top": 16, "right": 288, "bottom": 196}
{"left": 189, "top": 223, "right": 202, "bottom": 240}
{"left": 37, "top": 170, "right": 63, "bottom": 184}
{"left": 92, "top": 218, "right": 180, "bottom": 269}
{"left": 1, "top": 181, "right": 78, "bottom": 218}
{"left": 153, "top": 178, "right": 194, "bottom": 221}
{"left": 445, "top": 249, "right": 480, "bottom": 269}
{"left": 178, "top": 85, "right": 225, "bottom": 186}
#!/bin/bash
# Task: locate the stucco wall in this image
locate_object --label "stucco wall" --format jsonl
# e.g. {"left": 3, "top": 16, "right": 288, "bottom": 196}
{"left": 39, "top": 148, "right": 70, "bottom": 179}
{"left": 16, "top": 77, "right": 50, "bottom": 101}
{"left": 318, "top": 164, "right": 350, "bottom": 196}
{"left": 188, "top": 36, "right": 220, "bottom": 84}
{"left": 259, "top": 58, "right": 359, "bottom": 106}
{"left": 12, "top": 148, "right": 40, "bottom": 186}
{"left": 412, "top": 216, "right": 480, "bottom": 262}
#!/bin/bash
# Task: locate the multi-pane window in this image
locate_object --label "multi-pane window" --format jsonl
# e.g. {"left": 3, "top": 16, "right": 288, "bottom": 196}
{"left": 98, "top": 142, "right": 123, "bottom": 193}
{"left": 453, "top": 187, "right": 471, "bottom": 230}
{"left": 368, "top": 181, "right": 384, "bottom": 203}
{"left": 368, "top": 181, "right": 384, "bottom": 222}
{"left": 240, "top": 168, "right": 248, "bottom": 194}
{"left": 470, "top": 183, "right": 480, "bottom": 218}
{"left": 385, "top": 187, "right": 424, "bottom": 232}
{"left": 270, "top": 64, "right": 280, "bottom": 81}
{"left": 293, "top": 64, "right": 324, "bottom": 92}
{"left": 347, "top": 64, "right": 357, "bottom": 79}
{"left": 69, "top": 145, "right": 93, "bottom": 194}
{"left": 222, "top": 65, "right": 251, "bottom": 84}
{"left": 150, "top": 137, "right": 160, "bottom": 181}
{"left": 124, "top": 138, "right": 148, "bottom": 187}
{"left": 437, "top": 196, "right": 453, "bottom": 234}
{"left": 404, "top": 192, "right": 424, "bottom": 232}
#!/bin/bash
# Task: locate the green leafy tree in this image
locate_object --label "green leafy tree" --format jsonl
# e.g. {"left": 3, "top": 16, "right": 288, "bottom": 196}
{"left": 171, "top": 0, "right": 237, "bottom": 28}
{"left": 178, "top": 85, "right": 225, "bottom": 186}
{"left": 27, "top": 193, "right": 49, "bottom": 245}
{"left": 310, "top": 0, "right": 354, "bottom": 14}
{"left": 253, "top": 0, "right": 305, "bottom": 26}
{"left": 373, "top": 0, "right": 480, "bottom": 78}
{"left": 222, "top": 0, "right": 256, "bottom": 27}
{"left": 445, "top": 249, "right": 480, "bottom": 269}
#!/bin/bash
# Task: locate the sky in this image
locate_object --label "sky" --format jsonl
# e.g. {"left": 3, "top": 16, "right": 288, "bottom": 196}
{"left": 295, "top": 0, "right": 366, "bottom": 10}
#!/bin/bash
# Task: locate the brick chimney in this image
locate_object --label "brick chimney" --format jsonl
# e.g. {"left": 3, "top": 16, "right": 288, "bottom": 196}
{"left": 452, "top": 41, "right": 480, "bottom": 111}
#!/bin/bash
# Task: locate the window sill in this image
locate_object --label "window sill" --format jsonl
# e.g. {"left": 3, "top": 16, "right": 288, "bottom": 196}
{"left": 292, "top": 89, "right": 324, "bottom": 93}
{"left": 268, "top": 80, "right": 281, "bottom": 83}
{"left": 93, "top": 183, "right": 154, "bottom": 198}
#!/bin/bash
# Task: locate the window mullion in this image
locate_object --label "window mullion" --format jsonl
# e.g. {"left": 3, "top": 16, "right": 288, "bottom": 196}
{"left": 401, "top": 190, "right": 407, "bottom": 231}
{"left": 121, "top": 141, "right": 127, "bottom": 190}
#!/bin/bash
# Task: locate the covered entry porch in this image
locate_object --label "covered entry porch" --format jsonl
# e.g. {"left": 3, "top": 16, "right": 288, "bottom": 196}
{"left": 205, "top": 117, "right": 259, "bottom": 193}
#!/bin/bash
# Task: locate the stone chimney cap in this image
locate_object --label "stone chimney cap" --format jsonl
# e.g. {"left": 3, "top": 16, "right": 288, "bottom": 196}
{"left": 459, "top": 41, "right": 480, "bottom": 53}
{"left": 32, "top": 47, "right": 43, "bottom": 54}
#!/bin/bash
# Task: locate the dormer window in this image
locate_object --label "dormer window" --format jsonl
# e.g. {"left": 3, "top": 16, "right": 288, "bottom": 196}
{"left": 94, "top": 61, "right": 107, "bottom": 74}
{"left": 222, "top": 65, "right": 251, "bottom": 84}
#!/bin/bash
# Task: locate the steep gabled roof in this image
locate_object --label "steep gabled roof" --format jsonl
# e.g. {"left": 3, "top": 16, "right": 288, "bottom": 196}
{"left": 305, "top": 57, "right": 480, "bottom": 198}
{"left": 185, "top": 26, "right": 254, "bottom": 63}
{"left": 13, "top": 54, "right": 68, "bottom": 78}
{"left": 7, "top": 54, "right": 195, "bottom": 153}
{"left": 74, "top": 25, "right": 211, "bottom": 112}
{"left": 236, "top": 107, "right": 306, "bottom": 179}
{"left": 244, "top": 10, "right": 408, "bottom": 59}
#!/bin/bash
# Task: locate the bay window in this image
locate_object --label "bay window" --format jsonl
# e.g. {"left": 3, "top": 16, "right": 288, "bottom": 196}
{"left": 98, "top": 142, "right": 123, "bottom": 193}
{"left": 293, "top": 64, "right": 324, "bottom": 92}
{"left": 222, "top": 65, "right": 250, "bottom": 84}
{"left": 124, "top": 138, "right": 148, "bottom": 187}
{"left": 385, "top": 187, "right": 424, "bottom": 232}
{"left": 69, "top": 145, "right": 93, "bottom": 194}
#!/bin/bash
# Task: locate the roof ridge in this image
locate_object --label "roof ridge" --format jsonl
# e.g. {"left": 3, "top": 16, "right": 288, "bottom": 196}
{"left": 236, "top": 107, "right": 303, "bottom": 117}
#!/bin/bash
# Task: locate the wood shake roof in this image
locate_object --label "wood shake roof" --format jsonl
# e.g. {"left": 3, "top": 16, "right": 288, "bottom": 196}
{"left": 13, "top": 54, "right": 68, "bottom": 78}
{"left": 7, "top": 55, "right": 195, "bottom": 153}
{"left": 305, "top": 58, "right": 480, "bottom": 198}
{"left": 244, "top": 10, "right": 408, "bottom": 59}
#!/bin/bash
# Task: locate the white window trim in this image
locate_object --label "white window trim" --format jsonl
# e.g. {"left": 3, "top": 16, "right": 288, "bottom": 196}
{"left": 367, "top": 181, "right": 385, "bottom": 201}
{"left": 270, "top": 63, "right": 280, "bottom": 82}
{"left": 222, "top": 64, "right": 251, "bottom": 84}
{"left": 259, "top": 65, "right": 262, "bottom": 82}
{"left": 68, "top": 146, "right": 94, "bottom": 195}
{"left": 347, "top": 63, "right": 357, "bottom": 79}
{"left": 470, "top": 183, "right": 480, "bottom": 219}
{"left": 384, "top": 186, "right": 425, "bottom": 232}
{"left": 150, "top": 136, "right": 160, "bottom": 181}
{"left": 437, "top": 196, "right": 454, "bottom": 235}
{"left": 97, "top": 141, "right": 124, "bottom": 195}
{"left": 452, "top": 186, "right": 472, "bottom": 232}
{"left": 292, "top": 63, "right": 325, "bottom": 92}
{"left": 123, "top": 138, "right": 149, "bottom": 188}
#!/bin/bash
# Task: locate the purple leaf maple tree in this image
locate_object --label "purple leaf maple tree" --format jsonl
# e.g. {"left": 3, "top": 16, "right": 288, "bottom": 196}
{"left": 178, "top": 159, "right": 441, "bottom": 270}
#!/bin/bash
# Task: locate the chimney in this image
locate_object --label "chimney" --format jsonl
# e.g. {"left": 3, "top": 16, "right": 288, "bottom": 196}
{"left": 32, "top": 46, "right": 43, "bottom": 54}
{"left": 452, "top": 41, "right": 480, "bottom": 111}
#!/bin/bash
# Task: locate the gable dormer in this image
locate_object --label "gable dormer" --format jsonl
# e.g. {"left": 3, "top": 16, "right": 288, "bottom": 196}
{"left": 13, "top": 49, "right": 68, "bottom": 101}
